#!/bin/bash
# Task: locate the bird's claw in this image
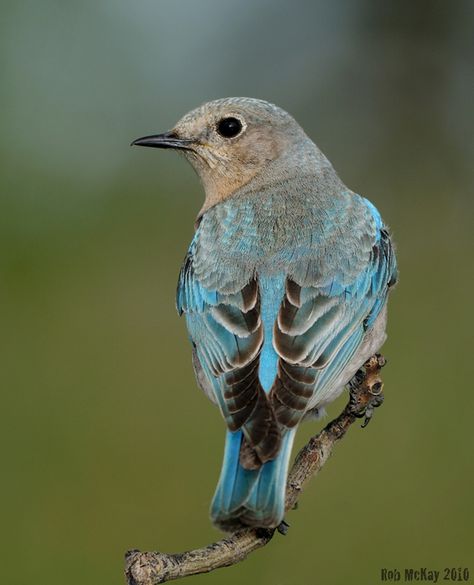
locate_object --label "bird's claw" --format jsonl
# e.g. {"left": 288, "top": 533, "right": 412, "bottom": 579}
{"left": 347, "top": 353, "right": 386, "bottom": 426}
{"left": 277, "top": 520, "right": 290, "bottom": 535}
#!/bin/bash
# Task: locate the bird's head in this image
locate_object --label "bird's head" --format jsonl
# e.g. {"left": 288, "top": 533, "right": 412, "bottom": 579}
{"left": 132, "top": 97, "right": 318, "bottom": 214}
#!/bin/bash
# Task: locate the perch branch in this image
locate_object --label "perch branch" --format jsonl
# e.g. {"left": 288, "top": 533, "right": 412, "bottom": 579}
{"left": 125, "top": 354, "right": 387, "bottom": 585}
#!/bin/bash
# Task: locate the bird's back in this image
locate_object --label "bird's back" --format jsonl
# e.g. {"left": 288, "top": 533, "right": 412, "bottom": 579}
{"left": 191, "top": 177, "right": 376, "bottom": 291}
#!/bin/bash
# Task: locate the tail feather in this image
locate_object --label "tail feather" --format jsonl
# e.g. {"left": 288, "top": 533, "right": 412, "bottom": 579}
{"left": 211, "top": 429, "right": 296, "bottom": 530}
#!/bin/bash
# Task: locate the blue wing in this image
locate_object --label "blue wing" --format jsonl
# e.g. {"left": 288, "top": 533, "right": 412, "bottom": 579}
{"left": 271, "top": 211, "right": 397, "bottom": 427}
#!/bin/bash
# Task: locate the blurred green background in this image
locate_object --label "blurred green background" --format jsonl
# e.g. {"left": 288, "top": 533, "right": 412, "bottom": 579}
{"left": 1, "top": 1, "right": 473, "bottom": 584}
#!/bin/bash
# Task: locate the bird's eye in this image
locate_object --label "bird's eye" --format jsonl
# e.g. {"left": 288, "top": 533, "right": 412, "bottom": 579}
{"left": 216, "top": 117, "right": 243, "bottom": 138}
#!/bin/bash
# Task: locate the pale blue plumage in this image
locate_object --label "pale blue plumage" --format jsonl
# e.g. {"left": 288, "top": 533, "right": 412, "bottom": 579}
{"left": 257, "top": 276, "right": 285, "bottom": 392}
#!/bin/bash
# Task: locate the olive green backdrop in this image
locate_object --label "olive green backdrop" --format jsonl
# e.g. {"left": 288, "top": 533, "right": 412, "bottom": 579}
{"left": 1, "top": 1, "right": 472, "bottom": 584}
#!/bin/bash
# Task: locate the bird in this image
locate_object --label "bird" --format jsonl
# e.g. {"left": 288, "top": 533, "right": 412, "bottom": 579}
{"left": 132, "top": 97, "right": 397, "bottom": 532}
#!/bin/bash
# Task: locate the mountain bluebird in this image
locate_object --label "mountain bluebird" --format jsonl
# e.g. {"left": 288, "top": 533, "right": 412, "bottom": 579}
{"left": 132, "top": 97, "right": 397, "bottom": 531}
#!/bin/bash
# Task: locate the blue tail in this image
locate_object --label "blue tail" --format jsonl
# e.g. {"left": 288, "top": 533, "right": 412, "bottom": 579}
{"left": 210, "top": 428, "right": 296, "bottom": 531}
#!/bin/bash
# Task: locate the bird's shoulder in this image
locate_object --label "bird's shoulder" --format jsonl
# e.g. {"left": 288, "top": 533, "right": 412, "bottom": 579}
{"left": 181, "top": 184, "right": 391, "bottom": 296}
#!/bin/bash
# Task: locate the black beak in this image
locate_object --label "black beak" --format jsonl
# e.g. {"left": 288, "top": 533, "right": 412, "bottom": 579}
{"left": 131, "top": 131, "right": 194, "bottom": 151}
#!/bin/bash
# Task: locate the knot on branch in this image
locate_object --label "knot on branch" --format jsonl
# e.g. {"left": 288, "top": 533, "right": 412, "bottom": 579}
{"left": 126, "top": 551, "right": 171, "bottom": 585}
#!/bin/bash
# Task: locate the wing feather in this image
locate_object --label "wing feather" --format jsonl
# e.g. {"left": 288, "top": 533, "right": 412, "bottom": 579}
{"left": 177, "top": 238, "right": 281, "bottom": 468}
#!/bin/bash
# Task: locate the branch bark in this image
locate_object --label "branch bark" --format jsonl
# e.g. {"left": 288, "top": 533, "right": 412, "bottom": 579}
{"left": 125, "top": 354, "right": 386, "bottom": 585}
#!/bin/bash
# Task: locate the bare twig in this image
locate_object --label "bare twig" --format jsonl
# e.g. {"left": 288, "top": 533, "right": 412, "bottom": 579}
{"left": 125, "top": 354, "right": 386, "bottom": 585}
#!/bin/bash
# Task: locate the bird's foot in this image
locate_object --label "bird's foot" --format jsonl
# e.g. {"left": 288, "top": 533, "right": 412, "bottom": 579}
{"left": 347, "top": 353, "right": 386, "bottom": 427}
{"left": 277, "top": 520, "right": 290, "bottom": 536}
